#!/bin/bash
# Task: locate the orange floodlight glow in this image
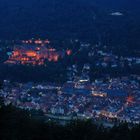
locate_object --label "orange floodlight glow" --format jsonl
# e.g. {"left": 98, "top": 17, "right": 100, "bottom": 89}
{"left": 26, "top": 51, "right": 37, "bottom": 57}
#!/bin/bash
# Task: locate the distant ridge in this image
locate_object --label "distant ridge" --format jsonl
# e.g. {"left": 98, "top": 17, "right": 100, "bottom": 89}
{"left": 0, "top": 0, "right": 140, "bottom": 49}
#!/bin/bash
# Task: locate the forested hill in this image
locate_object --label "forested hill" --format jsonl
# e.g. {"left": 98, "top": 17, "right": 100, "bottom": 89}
{"left": 0, "top": 0, "right": 140, "bottom": 49}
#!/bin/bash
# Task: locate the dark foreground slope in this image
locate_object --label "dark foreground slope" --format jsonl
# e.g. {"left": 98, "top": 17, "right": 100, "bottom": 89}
{"left": 0, "top": 102, "right": 140, "bottom": 140}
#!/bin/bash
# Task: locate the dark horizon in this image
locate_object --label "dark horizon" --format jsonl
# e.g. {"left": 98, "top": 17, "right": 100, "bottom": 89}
{"left": 0, "top": 0, "right": 140, "bottom": 47}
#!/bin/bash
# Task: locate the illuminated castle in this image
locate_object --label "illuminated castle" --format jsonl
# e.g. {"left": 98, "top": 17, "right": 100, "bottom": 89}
{"left": 5, "top": 40, "right": 71, "bottom": 66}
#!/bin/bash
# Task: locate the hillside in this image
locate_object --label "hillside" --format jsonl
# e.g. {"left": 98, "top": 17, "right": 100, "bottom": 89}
{"left": 0, "top": 0, "right": 140, "bottom": 49}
